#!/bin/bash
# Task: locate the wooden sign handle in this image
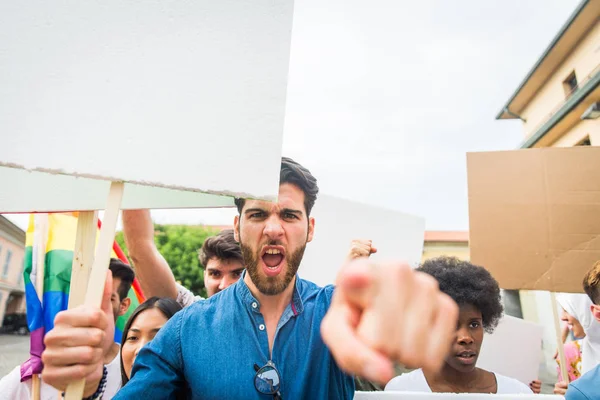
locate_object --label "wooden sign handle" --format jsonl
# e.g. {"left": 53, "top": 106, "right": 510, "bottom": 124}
{"left": 67, "top": 211, "right": 98, "bottom": 308}
{"left": 64, "top": 183, "right": 124, "bottom": 400}
{"left": 550, "top": 292, "right": 570, "bottom": 385}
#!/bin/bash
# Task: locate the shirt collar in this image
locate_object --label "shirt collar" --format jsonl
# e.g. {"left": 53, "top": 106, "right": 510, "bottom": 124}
{"left": 237, "top": 270, "right": 304, "bottom": 316}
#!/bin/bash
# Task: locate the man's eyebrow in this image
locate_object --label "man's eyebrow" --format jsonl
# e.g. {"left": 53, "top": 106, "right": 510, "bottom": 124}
{"left": 280, "top": 208, "right": 303, "bottom": 216}
{"left": 244, "top": 208, "right": 267, "bottom": 215}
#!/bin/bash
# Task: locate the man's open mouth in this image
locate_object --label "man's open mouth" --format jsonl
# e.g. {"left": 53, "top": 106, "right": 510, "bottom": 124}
{"left": 261, "top": 246, "right": 286, "bottom": 276}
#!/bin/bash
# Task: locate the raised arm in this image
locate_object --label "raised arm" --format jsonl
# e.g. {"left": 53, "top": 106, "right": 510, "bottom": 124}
{"left": 347, "top": 239, "right": 377, "bottom": 261}
{"left": 122, "top": 210, "right": 178, "bottom": 299}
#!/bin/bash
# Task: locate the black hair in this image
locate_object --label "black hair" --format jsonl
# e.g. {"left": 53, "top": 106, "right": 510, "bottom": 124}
{"left": 198, "top": 229, "right": 243, "bottom": 267}
{"left": 418, "top": 256, "right": 504, "bottom": 333}
{"left": 234, "top": 157, "right": 319, "bottom": 216}
{"left": 109, "top": 258, "right": 135, "bottom": 301}
{"left": 120, "top": 297, "right": 182, "bottom": 386}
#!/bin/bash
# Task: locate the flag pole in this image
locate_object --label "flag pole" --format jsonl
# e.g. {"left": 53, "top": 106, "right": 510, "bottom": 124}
{"left": 31, "top": 214, "right": 48, "bottom": 400}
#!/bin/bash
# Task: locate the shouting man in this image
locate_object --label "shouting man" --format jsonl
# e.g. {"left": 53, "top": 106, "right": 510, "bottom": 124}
{"left": 43, "top": 157, "right": 458, "bottom": 399}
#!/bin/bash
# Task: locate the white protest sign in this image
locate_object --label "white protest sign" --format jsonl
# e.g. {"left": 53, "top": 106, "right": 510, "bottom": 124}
{"left": 0, "top": 0, "right": 293, "bottom": 210}
{"left": 0, "top": 168, "right": 234, "bottom": 212}
{"left": 300, "top": 195, "right": 425, "bottom": 286}
{"left": 477, "top": 315, "right": 544, "bottom": 386}
{"left": 355, "top": 393, "right": 563, "bottom": 399}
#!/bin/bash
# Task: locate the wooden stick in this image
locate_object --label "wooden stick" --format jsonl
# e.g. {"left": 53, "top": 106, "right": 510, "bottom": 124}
{"left": 31, "top": 366, "right": 41, "bottom": 399}
{"left": 64, "top": 182, "right": 124, "bottom": 400}
{"left": 551, "top": 292, "right": 570, "bottom": 384}
{"left": 32, "top": 214, "right": 49, "bottom": 400}
{"left": 67, "top": 212, "right": 98, "bottom": 309}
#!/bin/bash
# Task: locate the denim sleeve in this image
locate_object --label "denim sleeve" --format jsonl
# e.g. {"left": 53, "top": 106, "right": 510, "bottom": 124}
{"left": 114, "top": 310, "right": 185, "bottom": 399}
{"left": 565, "top": 385, "right": 591, "bottom": 400}
{"left": 323, "top": 284, "right": 336, "bottom": 308}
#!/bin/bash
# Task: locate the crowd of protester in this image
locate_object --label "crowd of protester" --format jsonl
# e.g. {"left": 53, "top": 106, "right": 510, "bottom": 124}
{"left": 1, "top": 157, "right": 599, "bottom": 399}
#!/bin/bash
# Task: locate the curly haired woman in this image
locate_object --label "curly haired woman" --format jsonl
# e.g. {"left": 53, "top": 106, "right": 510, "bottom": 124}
{"left": 385, "top": 256, "right": 532, "bottom": 394}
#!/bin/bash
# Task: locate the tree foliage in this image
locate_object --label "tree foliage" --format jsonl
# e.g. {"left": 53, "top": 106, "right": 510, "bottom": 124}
{"left": 115, "top": 224, "right": 220, "bottom": 298}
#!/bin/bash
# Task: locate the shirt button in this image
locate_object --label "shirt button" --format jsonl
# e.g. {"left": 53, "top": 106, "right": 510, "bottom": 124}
{"left": 252, "top": 302, "right": 258, "bottom": 309}
{"left": 259, "top": 324, "right": 265, "bottom": 331}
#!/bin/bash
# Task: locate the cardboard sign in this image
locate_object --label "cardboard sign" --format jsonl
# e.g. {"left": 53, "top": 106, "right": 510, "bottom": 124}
{"left": 467, "top": 147, "right": 600, "bottom": 293}
{"left": 355, "top": 393, "right": 563, "bottom": 399}
{"left": 0, "top": 0, "right": 293, "bottom": 208}
{"left": 477, "top": 315, "right": 544, "bottom": 385}
{"left": 300, "top": 195, "right": 425, "bottom": 286}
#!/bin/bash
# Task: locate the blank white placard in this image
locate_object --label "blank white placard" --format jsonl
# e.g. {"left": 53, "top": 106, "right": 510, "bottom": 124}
{"left": 0, "top": 167, "right": 234, "bottom": 212}
{"left": 0, "top": 0, "right": 293, "bottom": 204}
{"left": 477, "top": 315, "right": 544, "bottom": 386}
{"left": 300, "top": 195, "right": 425, "bottom": 286}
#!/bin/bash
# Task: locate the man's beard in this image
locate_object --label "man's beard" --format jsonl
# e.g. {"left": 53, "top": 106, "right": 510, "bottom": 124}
{"left": 241, "top": 240, "right": 306, "bottom": 296}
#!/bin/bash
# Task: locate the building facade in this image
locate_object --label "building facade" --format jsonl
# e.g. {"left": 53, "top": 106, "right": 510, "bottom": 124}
{"left": 0, "top": 215, "right": 26, "bottom": 328}
{"left": 422, "top": 230, "right": 469, "bottom": 261}
{"left": 497, "top": 0, "right": 600, "bottom": 148}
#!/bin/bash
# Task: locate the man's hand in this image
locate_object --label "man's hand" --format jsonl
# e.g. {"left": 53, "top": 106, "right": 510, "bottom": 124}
{"left": 554, "top": 381, "right": 568, "bottom": 395}
{"left": 347, "top": 240, "right": 377, "bottom": 260}
{"left": 529, "top": 379, "right": 542, "bottom": 394}
{"left": 42, "top": 271, "right": 115, "bottom": 396}
{"left": 321, "top": 259, "right": 458, "bottom": 384}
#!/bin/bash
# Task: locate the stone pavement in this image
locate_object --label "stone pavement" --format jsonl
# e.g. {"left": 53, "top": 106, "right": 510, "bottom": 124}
{"left": 0, "top": 333, "right": 30, "bottom": 378}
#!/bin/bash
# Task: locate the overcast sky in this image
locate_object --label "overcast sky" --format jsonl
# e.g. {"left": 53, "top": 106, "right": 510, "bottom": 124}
{"left": 4, "top": 0, "right": 581, "bottom": 232}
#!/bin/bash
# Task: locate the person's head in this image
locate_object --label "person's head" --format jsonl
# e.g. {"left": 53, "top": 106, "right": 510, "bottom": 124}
{"left": 120, "top": 297, "right": 182, "bottom": 385}
{"left": 198, "top": 229, "right": 245, "bottom": 297}
{"left": 233, "top": 157, "right": 318, "bottom": 296}
{"left": 556, "top": 293, "right": 593, "bottom": 339}
{"left": 583, "top": 260, "right": 600, "bottom": 322}
{"left": 418, "top": 256, "right": 503, "bottom": 374}
{"left": 109, "top": 258, "right": 135, "bottom": 321}
{"left": 560, "top": 309, "right": 586, "bottom": 339}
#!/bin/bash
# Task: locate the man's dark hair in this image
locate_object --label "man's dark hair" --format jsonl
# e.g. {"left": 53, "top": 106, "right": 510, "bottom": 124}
{"left": 234, "top": 157, "right": 319, "bottom": 216}
{"left": 418, "top": 256, "right": 503, "bottom": 334}
{"left": 583, "top": 260, "right": 600, "bottom": 305}
{"left": 109, "top": 258, "right": 135, "bottom": 301}
{"left": 198, "top": 229, "right": 244, "bottom": 267}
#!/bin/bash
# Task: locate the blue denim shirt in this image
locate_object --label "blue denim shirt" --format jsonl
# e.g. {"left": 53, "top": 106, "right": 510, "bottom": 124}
{"left": 114, "top": 274, "right": 355, "bottom": 399}
{"left": 566, "top": 363, "right": 600, "bottom": 400}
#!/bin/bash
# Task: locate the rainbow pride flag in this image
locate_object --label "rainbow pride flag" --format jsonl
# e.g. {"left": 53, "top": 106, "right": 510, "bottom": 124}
{"left": 20, "top": 213, "right": 144, "bottom": 381}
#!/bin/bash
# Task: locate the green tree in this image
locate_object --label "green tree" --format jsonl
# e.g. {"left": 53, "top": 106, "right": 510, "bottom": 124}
{"left": 115, "top": 224, "right": 220, "bottom": 298}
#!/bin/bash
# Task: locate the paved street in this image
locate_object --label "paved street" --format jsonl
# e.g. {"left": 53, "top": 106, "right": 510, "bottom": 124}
{"left": 0, "top": 333, "right": 30, "bottom": 377}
